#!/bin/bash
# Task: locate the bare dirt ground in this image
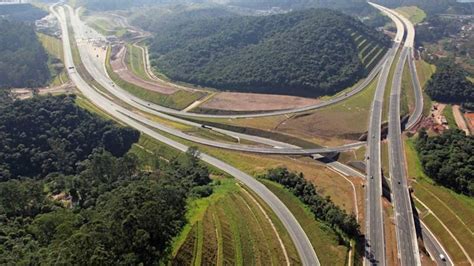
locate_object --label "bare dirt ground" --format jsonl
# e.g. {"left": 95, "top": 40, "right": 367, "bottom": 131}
{"left": 110, "top": 45, "right": 177, "bottom": 95}
{"left": 200, "top": 92, "right": 319, "bottom": 112}
{"left": 453, "top": 105, "right": 471, "bottom": 135}
{"left": 465, "top": 112, "right": 474, "bottom": 134}
{"left": 12, "top": 83, "right": 76, "bottom": 100}
{"left": 275, "top": 110, "right": 368, "bottom": 143}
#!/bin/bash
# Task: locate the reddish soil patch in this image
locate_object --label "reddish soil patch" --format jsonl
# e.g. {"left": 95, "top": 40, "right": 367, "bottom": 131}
{"left": 110, "top": 45, "right": 177, "bottom": 95}
{"left": 201, "top": 92, "right": 319, "bottom": 112}
{"left": 465, "top": 112, "right": 474, "bottom": 133}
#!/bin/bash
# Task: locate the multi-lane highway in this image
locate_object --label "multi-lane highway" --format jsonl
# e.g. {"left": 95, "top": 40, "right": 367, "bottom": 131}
{"left": 365, "top": 3, "right": 405, "bottom": 265}
{"left": 68, "top": 4, "right": 391, "bottom": 120}
{"left": 52, "top": 4, "right": 321, "bottom": 265}
{"left": 386, "top": 7, "right": 420, "bottom": 266}
{"left": 63, "top": 5, "right": 365, "bottom": 156}
{"left": 55, "top": 2, "right": 454, "bottom": 265}
{"left": 388, "top": 45, "right": 421, "bottom": 266}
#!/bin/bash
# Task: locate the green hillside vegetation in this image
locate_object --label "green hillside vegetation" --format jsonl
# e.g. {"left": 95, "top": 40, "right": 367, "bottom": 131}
{"left": 0, "top": 96, "right": 139, "bottom": 180}
{"left": 0, "top": 148, "right": 214, "bottom": 264}
{"left": 416, "top": 129, "right": 473, "bottom": 196}
{"left": 261, "top": 168, "right": 360, "bottom": 239}
{"left": 172, "top": 179, "right": 301, "bottom": 265}
{"left": 425, "top": 60, "right": 474, "bottom": 105}
{"left": 0, "top": 4, "right": 47, "bottom": 22}
{"left": 0, "top": 95, "right": 219, "bottom": 264}
{"left": 149, "top": 8, "right": 390, "bottom": 97}
{"left": 0, "top": 20, "right": 50, "bottom": 89}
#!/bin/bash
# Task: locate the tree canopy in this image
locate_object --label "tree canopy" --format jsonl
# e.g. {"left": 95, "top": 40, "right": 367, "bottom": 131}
{"left": 416, "top": 129, "right": 474, "bottom": 196}
{"left": 425, "top": 60, "right": 474, "bottom": 104}
{"left": 0, "top": 95, "right": 140, "bottom": 180}
{"left": 0, "top": 148, "right": 213, "bottom": 264}
{"left": 148, "top": 8, "right": 389, "bottom": 97}
{"left": 0, "top": 95, "right": 213, "bottom": 264}
{"left": 0, "top": 4, "right": 47, "bottom": 22}
{"left": 0, "top": 20, "right": 50, "bottom": 89}
{"left": 261, "top": 167, "right": 360, "bottom": 239}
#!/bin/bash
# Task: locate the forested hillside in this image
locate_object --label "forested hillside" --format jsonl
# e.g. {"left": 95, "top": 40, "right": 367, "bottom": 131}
{"left": 0, "top": 20, "right": 50, "bottom": 89}
{"left": 0, "top": 95, "right": 215, "bottom": 264}
{"left": 0, "top": 96, "right": 139, "bottom": 180}
{"left": 425, "top": 60, "right": 474, "bottom": 105}
{"left": 0, "top": 4, "right": 47, "bottom": 22}
{"left": 149, "top": 8, "right": 390, "bottom": 97}
{"left": 416, "top": 129, "right": 473, "bottom": 196}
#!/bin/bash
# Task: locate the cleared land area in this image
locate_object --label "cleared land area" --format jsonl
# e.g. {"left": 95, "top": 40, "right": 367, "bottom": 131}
{"left": 442, "top": 104, "right": 458, "bottom": 129}
{"left": 405, "top": 138, "right": 474, "bottom": 265}
{"left": 199, "top": 92, "right": 320, "bottom": 112}
{"left": 111, "top": 45, "right": 176, "bottom": 94}
{"left": 107, "top": 46, "right": 207, "bottom": 109}
{"left": 196, "top": 73, "right": 379, "bottom": 147}
{"left": 266, "top": 74, "right": 379, "bottom": 142}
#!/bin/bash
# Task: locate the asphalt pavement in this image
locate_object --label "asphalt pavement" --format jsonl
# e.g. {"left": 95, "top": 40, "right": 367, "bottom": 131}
{"left": 365, "top": 3, "right": 406, "bottom": 265}
{"left": 388, "top": 46, "right": 421, "bottom": 266}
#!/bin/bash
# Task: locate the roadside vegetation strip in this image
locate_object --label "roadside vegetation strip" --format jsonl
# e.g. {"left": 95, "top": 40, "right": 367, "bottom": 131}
{"left": 401, "top": 61, "right": 415, "bottom": 116}
{"left": 442, "top": 104, "right": 458, "bottom": 129}
{"left": 405, "top": 139, "right": 474, "bottom": 230}
{"left": 422, "top": 213, "right": 469, "bottom": 265}
{"left": 404, "top": 138, "right": 474, "bottom": 262}
{"left": 38, "top": 32, "right": 69, "bottom": 86}
{"left": 415, "top": 60, "right": 436, "bottom": 88}
{"left": 261, "top": 179, "right": 350, "bottom": 266}
{"left": 126, "top": 43, "right": 149, "bottom": 81}
{"left": 38, "top": 32, "right": 64, "bottom": 61}
{"left": 382, "top": 48, "right": 401, "bottom": 122}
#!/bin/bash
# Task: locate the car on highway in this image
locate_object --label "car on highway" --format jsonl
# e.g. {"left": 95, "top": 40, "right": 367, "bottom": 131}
{"left": 440, "top": 254, "right": 446, "bottom": 261}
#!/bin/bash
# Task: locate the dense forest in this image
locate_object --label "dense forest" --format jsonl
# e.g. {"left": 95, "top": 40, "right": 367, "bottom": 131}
{"left": 148, "top": 8, "right": 390, "bottom": 97}
{"left": 0, "top": 96, "right": 139, "bottom": 180}
{"left": 0, "top": 20, "right": 50, "bottom": 89}
{"left": 0, "top": 148, "right": 213, "bottom": 264}
{"left": 0, "top": 4, "right": 47, "bottom": 22}
{"left": 415, "top": 15, "right": 464, "bottom": 45}
{"left": 425, "top": 60, "right": 474, "bottom": 105}
{"left": 261, "top": 168, "right": 360, "bottom": 239}
{"left": 0, "top": 95, "right": 215, "bottom": 264}
{"left": 416, "top": 129, "right": 473, "bottom": 196}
